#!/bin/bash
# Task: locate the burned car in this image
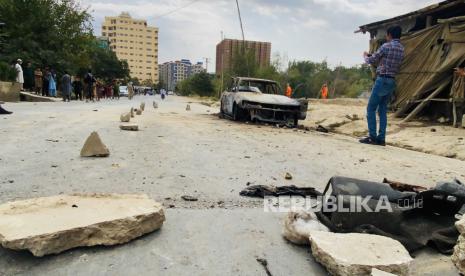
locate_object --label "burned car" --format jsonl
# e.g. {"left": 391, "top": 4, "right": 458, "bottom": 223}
{"left": 220, "top": 77, "right": 308, "bottom": 126}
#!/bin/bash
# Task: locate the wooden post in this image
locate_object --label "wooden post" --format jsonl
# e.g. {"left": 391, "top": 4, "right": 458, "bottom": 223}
{"left": 401, "top": 81, "right": 449, "bottom": 123}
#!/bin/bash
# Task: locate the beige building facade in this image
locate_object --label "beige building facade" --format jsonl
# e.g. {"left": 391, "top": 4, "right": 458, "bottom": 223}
{"left": 102, "top": 12, "right": 159, "bottom": 83}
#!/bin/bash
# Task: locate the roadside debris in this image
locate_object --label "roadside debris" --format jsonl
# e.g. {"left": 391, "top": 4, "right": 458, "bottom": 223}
{"left": 315, "top": 125, "right": 329, "bottom": 133}
{"left": 0, "top": 194, "right": 165, "bottom": 257}
{"left": 130, "top": 107, "right": 134, "bottom": 118}
{"left": 186, "top": 104, "right": 191, "bottom": 111}
{"left": 283, "top": 211, "right": 329, "bottom": 245}
{"left": 153, "top": 101, "right": 158, "bottom": 109}
{"left": 239, "top": 185, "right": 321, "bottom": 198}
{"left": 309, "top": 231, "right": 412, "bottom": 276}
{"left": 452, "top": 216, "right": 465, "bottom": 273}
{"left": 120, "top": 113, "right": 131, "bottom": 122}
{"left": 256, "top": 257, "right": 273, "bottom": 276}
{"left": 345, "top": 114, "right": 359, "bottom": 121}
{"left": 181, "top": 195, "right": 198, "bottom": 201}
{"left": 317, "top": 177, "right": 464, "bottom": 254}
{"left": 80, "top": 131, "right": 110, "bottom": 157}
{"left": 284, "top": 172, "right": 293, "bottom": 180}
{"left": 120, "top": 124, "right": 139, "bottom": 131}
{"left": 140, "top": 102, "right": 145, "bottom": 111}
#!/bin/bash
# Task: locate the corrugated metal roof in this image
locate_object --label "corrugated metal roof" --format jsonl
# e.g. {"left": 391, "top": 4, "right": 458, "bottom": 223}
{"left": 356, "top": 0, "right": 465, "bottom": 33}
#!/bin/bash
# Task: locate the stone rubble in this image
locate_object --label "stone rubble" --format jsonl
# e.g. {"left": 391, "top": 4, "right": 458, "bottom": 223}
{"left": 120, "top": 124, "right": 139, "bottom": 131}
{"left": 452, "top": 217, "right": 465, "bottom": 273}
{"left": 308, "top": 231, "right": 413, "bottom": 276}
{"left": 80, "top": 131, "right": 110, "bottom": 157}
{"left": 120, "top": 112, "right": 131, "bottom": 122}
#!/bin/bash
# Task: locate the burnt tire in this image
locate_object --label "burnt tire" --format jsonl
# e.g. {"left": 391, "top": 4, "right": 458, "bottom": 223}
{"left": 233, "top": 103, "right": 245, "bottom": 121}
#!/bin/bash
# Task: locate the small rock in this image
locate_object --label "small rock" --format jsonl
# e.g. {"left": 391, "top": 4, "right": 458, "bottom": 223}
{"left": 140, "top": 102, "right": 145, "bottom": 111}
{"left": 359, "top": 158, "right": 367, "bottom": 163}
{"left": 80, "top": 132, "right": 110, "bottom": 157}
{"left": 186, "top": 104, "right": 191, "bottom": 111}
{"left": 285, "top": 172, "right": 293, "bottom": 180}
{"left": 120, "top": 124, "right": 139, "bottom": 131}
{"left": 130, "top": 108, "right": 134, "bottom": 118}
{"left": 438, "top": 117, "right": 448, "bottom": 123}
{"left": 181, "top": 195, "right": 198, "bottom": 201}
{"left": 120, "top": 113, "right": 131, "bottom": 123}
{"left": 430, "top": 128, "right": 436, "bottom": 132}
{"left": 136, "top": 109, "right": 142, "bottom": 115}
{"left": 51, "top": 164, "right": 58, "bottom": 168}
{"left": 153, "top": 101, "right": 158, "bottom": 109}
{"left": 8, "top": 180, "right": 14, "bottom": 184}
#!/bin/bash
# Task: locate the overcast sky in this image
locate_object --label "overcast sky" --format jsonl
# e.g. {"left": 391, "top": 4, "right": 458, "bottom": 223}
{"left": 80, "top": 0, "right": 437, "bottom": 72}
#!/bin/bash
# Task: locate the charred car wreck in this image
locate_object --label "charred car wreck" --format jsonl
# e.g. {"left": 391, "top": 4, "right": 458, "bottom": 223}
{"left": 220, "top": 77, "right": 308, "bottom": 126}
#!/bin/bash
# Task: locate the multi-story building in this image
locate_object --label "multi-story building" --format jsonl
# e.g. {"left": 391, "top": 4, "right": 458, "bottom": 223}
{"left": 191, "top": 62, "right": 206, "bottom": 75}
{"left": 101, "top": 12, "right": 159, "bottom": 83}
{"left": 159, "top": 60, "right": 205, "bottom": 91}
{"left": 216, "top": 39, "right": 271, "bottom": 76}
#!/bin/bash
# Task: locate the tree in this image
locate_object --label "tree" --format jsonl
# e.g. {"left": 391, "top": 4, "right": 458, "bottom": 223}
{"left": 0, "top": 0, "right": 92, "bottom": 74}
{"left": 88, "top": 42, "right": 129, "bottom": 82}
{"left": 177, "top": 72, "right": 215, "bottom": 97}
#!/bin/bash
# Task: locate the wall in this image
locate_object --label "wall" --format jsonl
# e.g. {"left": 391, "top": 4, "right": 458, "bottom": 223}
{"left": 0, "top": 81, "right": 20, "bottom": 102}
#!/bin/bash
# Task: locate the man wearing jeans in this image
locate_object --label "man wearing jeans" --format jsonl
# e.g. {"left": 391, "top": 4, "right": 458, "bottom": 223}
{"left": 360, "top": 26, "right": 404, "bottom": 146}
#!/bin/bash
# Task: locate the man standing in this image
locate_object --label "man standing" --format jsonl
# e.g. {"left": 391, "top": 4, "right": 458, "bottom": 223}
{"left": 320, "top": 83, "right": 328, "bottom": 99}
{"left": 72, "top": 76, "right": 83, "bottom": 101}
{"left": 285, "top": 83, "right": 292, "bottom": 98}
{"left": 14, "top": 59, "right": 24, "bottom": 91}
{"left": 84, "top": 69, "right": 95, "bottom": 102}
{"left": 34, "top": 67, "right": 43, "bottom": 95}
{"left": 128, "top": 81, "right": 134, "bottom": 100}
{"left": 360, "top": 26, "right": 404, "bottom": 146}
{"left": 61, "top": 71, "right": 72, "bottom": 102}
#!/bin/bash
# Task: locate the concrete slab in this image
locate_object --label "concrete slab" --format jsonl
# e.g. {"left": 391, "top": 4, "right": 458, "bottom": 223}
{"left": 0, "top": 194, "right": 165, "bottom": 256}
{"left": 309, "top": 231, "right": 412, "bottom": 276}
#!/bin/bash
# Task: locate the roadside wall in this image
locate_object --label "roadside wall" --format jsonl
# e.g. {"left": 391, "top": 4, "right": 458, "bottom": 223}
{"left": 0, "top": 81, "right": 20, "bottom": 102}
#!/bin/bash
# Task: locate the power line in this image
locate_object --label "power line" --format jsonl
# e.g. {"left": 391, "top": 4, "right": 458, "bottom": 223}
{"left": 153, "top": 0, "right": 202, "bottom": 20}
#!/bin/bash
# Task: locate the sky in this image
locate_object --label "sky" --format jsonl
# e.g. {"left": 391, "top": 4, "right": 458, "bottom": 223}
{"left": 79, "top": 0, "right": 438, "bottom": 72}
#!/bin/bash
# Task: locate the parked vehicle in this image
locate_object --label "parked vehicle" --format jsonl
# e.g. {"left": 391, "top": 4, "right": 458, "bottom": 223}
{"left": 220, "top": 77, "right": 308, "bottom": 126}
{"left": 119, "top": 85, "right": 128, "bottom": 97}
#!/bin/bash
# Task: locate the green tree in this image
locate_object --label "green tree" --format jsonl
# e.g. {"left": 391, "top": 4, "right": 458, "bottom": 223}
{"left": 177, "top": 72, "right": 215, "bottom": 97}
{"left": 0, "top": 0, "right": 92, "bottom": 73}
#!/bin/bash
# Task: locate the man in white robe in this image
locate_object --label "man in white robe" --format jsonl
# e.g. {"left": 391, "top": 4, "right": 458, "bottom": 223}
{"left": 15, "top": 59, "right": 24, "bottom": 91}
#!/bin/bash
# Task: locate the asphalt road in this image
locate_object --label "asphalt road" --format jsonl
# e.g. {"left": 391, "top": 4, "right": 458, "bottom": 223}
{"left": 0, "top": 95, "right": 463, "bottom": 275}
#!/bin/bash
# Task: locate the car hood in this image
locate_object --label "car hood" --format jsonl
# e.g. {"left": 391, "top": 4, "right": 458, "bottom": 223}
{"left": 237, "top": 92, "right": 300, "bottom": 106}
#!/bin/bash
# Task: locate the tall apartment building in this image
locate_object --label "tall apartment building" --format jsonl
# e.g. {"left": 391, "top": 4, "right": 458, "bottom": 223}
{"left": 159, "top": 60, "right": 205, "bottom": 91}
{"left": 216, "top": 39, "right": 271, "bottom": 76}
{"left": 101, "top": 12, "right": 159, "bottom": 83}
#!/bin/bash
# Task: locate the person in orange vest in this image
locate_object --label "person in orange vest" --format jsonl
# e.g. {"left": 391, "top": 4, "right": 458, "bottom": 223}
{"left": 285, "top": 83, "right": 292, "bottom": 98}
{"left": 321, "top": 83, "right": 328, "bottom": 99}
